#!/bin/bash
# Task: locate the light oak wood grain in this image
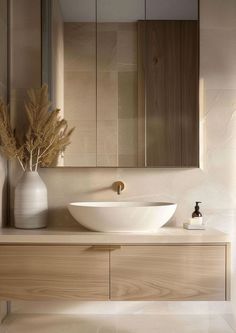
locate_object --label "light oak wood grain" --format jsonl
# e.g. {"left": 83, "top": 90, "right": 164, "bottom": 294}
{"left": 0, "top": 246, "right": 109, "bottom": 301}
{"left": 0, "top": 244, "right": 228, "bottom": 302}
{"left": 110, "top": 245, "right": 226, "bottom": 301}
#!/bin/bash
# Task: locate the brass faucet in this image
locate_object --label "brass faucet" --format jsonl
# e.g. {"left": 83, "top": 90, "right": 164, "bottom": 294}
{"left": 113, "top": 181, "right": 125, "bottom": 195}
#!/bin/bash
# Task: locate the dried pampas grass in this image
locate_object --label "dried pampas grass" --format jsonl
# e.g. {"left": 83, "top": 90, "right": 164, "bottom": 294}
{"left": 0, "top": 85, "right": 74, "bottom": 171}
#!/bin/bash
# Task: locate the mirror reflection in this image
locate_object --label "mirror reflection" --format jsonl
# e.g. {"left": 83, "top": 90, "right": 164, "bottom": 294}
{"left": 42, "top": 0, "right": 199, "bottom": 167}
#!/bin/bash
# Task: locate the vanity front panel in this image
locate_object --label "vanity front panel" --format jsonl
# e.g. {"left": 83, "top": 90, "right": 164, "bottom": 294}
{"left": 0, "top": 246, "right": 109, "bottom": 301}
{"left": 0, "top": 243, "right": 228, "bottom": 301}
{"left": 110, "top": 245, "right": 226, "bottom": 301}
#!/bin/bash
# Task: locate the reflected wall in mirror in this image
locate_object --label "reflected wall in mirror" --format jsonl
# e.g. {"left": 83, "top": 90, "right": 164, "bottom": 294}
{"left": 42, "top": 0, "right": 199, "bottom": 167}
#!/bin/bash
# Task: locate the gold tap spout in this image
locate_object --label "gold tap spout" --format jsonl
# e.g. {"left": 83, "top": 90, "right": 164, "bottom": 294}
{"left": 113, "top": 181, "right": 125, "bottom": 195}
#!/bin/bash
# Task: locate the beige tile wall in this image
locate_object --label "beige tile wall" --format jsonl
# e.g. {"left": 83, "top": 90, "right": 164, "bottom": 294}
{"left": 8, "top": 0, "right": 236, "bottom": 319}
{"left": 63, "top": 21, "right": 138, "bottom": 167}
{"left": 97, "top": 22, "right": 138, "bottom": 167}
{"left": 9, "top": 0, "right": 41, "bottom": 223}
{"left": 64, "top": 22, "right": 97, "bottom": 166}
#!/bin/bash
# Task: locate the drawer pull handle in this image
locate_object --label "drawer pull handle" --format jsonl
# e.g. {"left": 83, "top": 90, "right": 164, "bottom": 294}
{"left": 90, "top": 245, "right": 121, "bottom": 251}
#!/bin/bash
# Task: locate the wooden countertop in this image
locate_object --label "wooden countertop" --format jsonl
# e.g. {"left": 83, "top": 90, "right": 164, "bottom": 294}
{"left": 0, "top": 226, "right": 230, "bottom": 244}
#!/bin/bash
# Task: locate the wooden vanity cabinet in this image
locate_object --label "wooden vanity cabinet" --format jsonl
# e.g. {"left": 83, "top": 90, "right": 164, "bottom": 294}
{"left": 110, "top": 245, "right": 227, "bottom": 301}
{"left": 0, "top": 244, "right": 229, "bottom": 301}
{"left": 0, "top": 246, "right": 109, "bottom": 301}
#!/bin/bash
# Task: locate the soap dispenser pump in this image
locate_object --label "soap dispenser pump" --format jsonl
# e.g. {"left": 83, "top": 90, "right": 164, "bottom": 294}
{"left": 183, "top": 201, "right": 205, "bottom": 230}
{"left": 192, "top": 201, "right": 202, "bottom": 218}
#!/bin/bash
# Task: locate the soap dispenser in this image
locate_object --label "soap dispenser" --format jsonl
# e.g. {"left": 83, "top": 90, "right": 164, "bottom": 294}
{"left": 191, "top": 201, "right": 203, "bottom": 224}
{"left": 192, "top": 201, "right": 202, "bottom": 218}
{"left": 183, "top": 202, "right": 205, "bottom": 230}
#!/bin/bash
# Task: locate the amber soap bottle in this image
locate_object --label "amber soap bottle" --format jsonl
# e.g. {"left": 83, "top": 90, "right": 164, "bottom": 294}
{"left": 192, "top": 201, "right": 202, "bottom": 218}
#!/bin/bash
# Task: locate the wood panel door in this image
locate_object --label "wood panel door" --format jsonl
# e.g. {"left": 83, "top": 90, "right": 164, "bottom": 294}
{"left": 110, "top": 245, "right": 226, "bottom": 301}
{"left": 181, "top": 20, "right": 199, "bottom": 166}
{"left": 145, "top": 21, "right": 182, "bottom": 167}
{"left": 139, "top": 20, "right": 199, "bottom": 167}
{"left": 0, "top": 246, "right": 109, "bottom": 301}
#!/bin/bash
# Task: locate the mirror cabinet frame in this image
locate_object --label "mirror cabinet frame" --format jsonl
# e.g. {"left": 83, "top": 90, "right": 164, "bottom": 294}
{"left": 41, "top": 0, "right": 200, "bottom": 168}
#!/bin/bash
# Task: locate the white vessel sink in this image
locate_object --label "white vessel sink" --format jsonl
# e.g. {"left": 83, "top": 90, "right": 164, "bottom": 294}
{"left": 68, "top": 202, "right": 177, "bottom": 233}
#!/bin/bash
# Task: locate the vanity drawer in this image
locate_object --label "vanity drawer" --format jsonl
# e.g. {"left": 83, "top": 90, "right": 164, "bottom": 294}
{"left": 0, "top": 244, "right": 228, "bottom": 301}
{"left": 0, "top": 246, "right": 109, "bottom": 301}
{"left": 110, "top": 245, "right": 227, "bottom": 301}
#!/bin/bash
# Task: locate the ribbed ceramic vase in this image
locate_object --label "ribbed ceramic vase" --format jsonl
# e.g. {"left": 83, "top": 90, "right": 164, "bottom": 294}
{"left": 14, "top": 171, "right": 48, "bottom": 229}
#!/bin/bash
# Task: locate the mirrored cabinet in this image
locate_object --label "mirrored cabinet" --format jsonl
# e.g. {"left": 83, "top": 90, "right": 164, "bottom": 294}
{"left": 42, "top": 0, "right": 199, "bottom": 167}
